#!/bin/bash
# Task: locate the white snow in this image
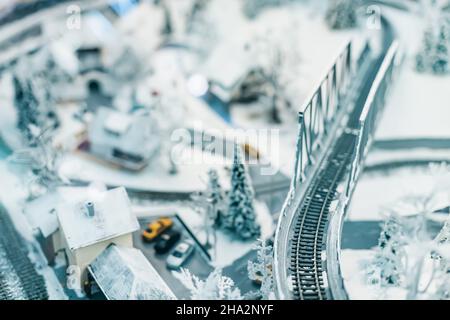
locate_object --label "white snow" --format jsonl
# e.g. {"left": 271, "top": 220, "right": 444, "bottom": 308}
{"left": 340, "top": 249, "right": 408, "bottom": 300}
{"left": 59, "top": 145, "right": 231, "bottom": 193}
{"left": 347, "top": 166, "right": 450, "bottom": 221}
{"left": 366, "top": 148, "right": 450, "bottom": 168}
{"left": 375, "top": 7, "right": 450, "bottom": 140}
{"left": 56, "top": 186, "right": 139, "bottom": 251}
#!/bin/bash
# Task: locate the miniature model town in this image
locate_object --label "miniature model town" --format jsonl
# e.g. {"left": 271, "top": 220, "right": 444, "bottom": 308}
{"left": 0, "top": 0, "right": 449, "bottom": 301}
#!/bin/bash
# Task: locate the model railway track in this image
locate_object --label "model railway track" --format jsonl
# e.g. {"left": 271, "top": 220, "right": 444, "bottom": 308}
{"left": 290, "top": 133, "right": 356, "bottom": 300}
{"left": 0, "top": 204, "right": 48, "bottom": 300}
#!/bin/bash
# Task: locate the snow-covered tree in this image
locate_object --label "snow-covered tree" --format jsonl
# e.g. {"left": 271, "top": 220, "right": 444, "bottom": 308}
{"left": 223, "top": 146, "right": 260, "bottom": 240}
{"left": 367, "top": 214, "right": 406, "bottom": 287}
{"left": 172, "top": 268, "right": 243, "bottom": 300}
{"left": 365, "top": 162, "right": 450, "bottom": 299}
{"left": 325, "top": 0, "right": 357, "bottom": 30}
{"left": 432, "top": 23, "right": 450, "bottom": 74}
{"left": 432, "top": 247, "right": 450, "bottom": 300}
{"left": 206, "top": 168, "right": 226, "bottom": 227}
{"left": 190, "top": 190, "right": 217, "bottom": 252}
{"left": 239, "top": 26, "right": 301, "bottom": 124}
{"left": 416, "top": 21, "right": 450, "bottom": 75}
{"left": 247, "top": 239, "right": 274, "bottom": 300}
{"left": 416, "top": 26, "right": 435, "bottom": 73}
{"left": 7, "top": 125, "right": 67, "bottom": 198}
{"left": 13, "top": 76, "right": 40, "bottom": 142}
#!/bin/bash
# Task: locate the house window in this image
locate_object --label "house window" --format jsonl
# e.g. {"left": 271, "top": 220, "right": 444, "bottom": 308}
{"left": 88, "top": 80, "right": 101, "bottom": 95}
{"left": 112, "top": 149, "right": 143, "bottom": 164}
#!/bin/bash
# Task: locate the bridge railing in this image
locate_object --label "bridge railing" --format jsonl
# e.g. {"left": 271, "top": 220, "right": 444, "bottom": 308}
{"left": 293, "top": 41, "right": 353, "bottom": 187}
{"left": 346, "top": 40, "right": 400, "bottom": 197}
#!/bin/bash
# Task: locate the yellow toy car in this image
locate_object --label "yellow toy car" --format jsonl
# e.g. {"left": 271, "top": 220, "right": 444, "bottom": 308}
{"left": 242, "top": 143, "right": 261, "bottom": 160}
{"left": 142, "top": 217, "right": 173, "bottom": 242}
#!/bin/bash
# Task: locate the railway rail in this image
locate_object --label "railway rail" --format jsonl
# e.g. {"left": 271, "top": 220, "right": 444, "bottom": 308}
{"left": 290, "top": 133, "right": 356, "bottom": 299}
{"left": 0, "top": 204, "right": 48, "bottom": 300}
{"left": 277, "top": 15, "right": 398, "bottom": 300}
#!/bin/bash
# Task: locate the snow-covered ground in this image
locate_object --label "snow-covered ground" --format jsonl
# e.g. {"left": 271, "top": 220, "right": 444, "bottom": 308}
{"left": 341, "top": 249, "right": 408, "bottom": 299}
{"left": 347, "top": 166, "right": 450, "bottom": 222}
{"left": 59, "top": 145, "right": 231, "bottom": 193}
{"left": 375, "top": 7, "right": 450, "bottom": 140}
{"left": 343, "top": 162, "right": 450, "bottom": 299}
{"left": 341, "top": 4, "right": 450, "bottom": 300}
{"left": 132, "top": 201, "right": 274, "bottom": 268}
{"left": 366, "top": 148, "right": 450, "bottom": 167}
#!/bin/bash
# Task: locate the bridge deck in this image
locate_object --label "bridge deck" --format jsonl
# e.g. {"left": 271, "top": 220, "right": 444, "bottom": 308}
{"left": 288, "top": 19, "right": 395, "bottom": 299}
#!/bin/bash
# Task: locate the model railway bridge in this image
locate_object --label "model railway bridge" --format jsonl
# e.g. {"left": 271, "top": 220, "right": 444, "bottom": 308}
{"left": 274, "top": 17, "right": 401, "bottom": 300}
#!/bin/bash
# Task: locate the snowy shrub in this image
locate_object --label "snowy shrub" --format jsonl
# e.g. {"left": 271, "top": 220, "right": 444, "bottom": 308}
{"left": 325, "top": 0, "right": 357, "bottom": 30}
{"left": 247, "top": 239, "right": 275, "bottom": 299}
{"left": 172, "top": 268, "right": 243, "bottom": 300}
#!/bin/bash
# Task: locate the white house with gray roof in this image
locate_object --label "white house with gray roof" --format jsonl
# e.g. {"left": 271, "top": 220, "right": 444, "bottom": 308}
{"left": 56, "top": 186, "right": 139, "bottom": 288}
{"left": 25, "top": 184, "right": 140, "bottom": 288}
{"left": 88, "top": 107, "right": 159, "bottom": 171}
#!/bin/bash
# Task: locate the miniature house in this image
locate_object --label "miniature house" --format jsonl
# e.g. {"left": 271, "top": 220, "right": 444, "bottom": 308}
{"left": 88, "top": 107, "right": 159, "bottom": 171}
{"left": 25, "top": 185, "right": 140, "bottom": 288}
{"left": 56, "top": 186, "right": 139, "bottom": 286}
{"left": 87, "top": 244, "right": 176, "bottom": 300}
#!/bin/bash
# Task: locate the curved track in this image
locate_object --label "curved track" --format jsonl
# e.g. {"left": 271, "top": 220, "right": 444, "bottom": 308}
{"left": 291, "top": 134, "right": 356, "bottom": 299}
{"left": 285, "top": 17, "right": 396, "bottom": 300}
{"left": 0, "top": 205, "right": 48, "bottom": 300}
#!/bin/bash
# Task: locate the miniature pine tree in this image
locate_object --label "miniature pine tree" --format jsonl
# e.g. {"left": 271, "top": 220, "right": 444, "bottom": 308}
{"left": 161, "top": 2, "right": 173, "bottom": 37}
{"left": 325, "top": 0, "right": 357, "bottom": 30}
{"left": 224, "top": 146, "right": 261, "bottom": 240}
{"left": 416, "top": 26, "right": 435, "bottom": 73}
{"left": 432, "top": 23, "right": 449, "bottom": 75}
{"left": 207, "top": 169, "right": 226, "bottom": 227}
{"left": 14, "top": 77, "right": 40, "bottom": 142}
{"left": 368, "top": 215, "right": 406, "bottom": 287}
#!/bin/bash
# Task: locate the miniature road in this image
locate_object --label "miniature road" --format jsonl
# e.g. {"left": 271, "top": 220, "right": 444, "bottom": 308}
{"left": 132, "top": 216, "right": 214, "bottom": 299}
{"left": 223, "top": 250, "right": 261, "bottom": 295}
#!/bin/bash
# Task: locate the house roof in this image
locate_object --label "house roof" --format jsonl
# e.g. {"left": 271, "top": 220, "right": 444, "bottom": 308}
{"left": 88, "top": 244, "right": 176, "bottom": 300}
{"left": 56, "top": 186, "right": 139, "bottom": 251}
{"left": 24, "top": 192, "right": 60, "bottom": 238}
{"left": 88, "top": 107, "right": 158, "bottom": 158}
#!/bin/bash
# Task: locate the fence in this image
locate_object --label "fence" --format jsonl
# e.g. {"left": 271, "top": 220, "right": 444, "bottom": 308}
{"left": 293, "top": 41, "right": 353, "bottom": 187}
{"left": 347, "top": 41, "right": 399, "bottom": 196}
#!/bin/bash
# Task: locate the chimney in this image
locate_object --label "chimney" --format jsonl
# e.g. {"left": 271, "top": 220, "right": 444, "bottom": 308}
{"left": 85, "top": 201, "right": 95, "bottom": 217}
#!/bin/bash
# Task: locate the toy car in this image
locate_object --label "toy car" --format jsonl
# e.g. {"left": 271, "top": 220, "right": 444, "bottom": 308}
{"left": 142, "top": 217, "right": 173, "bottom": 242}
{"left": 242, "top": 143, "right": 261, "bottom": 160}
{"left": 166, "top": 241, "right": 195, "bottom": 269}
{"left": 154, "top": 229, "right": 181, "bottom": 254}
